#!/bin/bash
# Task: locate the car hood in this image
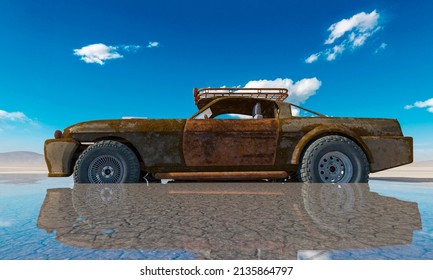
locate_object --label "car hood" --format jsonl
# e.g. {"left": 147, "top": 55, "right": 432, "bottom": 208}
{"left": 63, "top": 119, "right": 186, "bottom": 137}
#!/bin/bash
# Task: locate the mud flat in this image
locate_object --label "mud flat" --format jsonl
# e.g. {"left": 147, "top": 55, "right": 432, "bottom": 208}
{"left": 0, "top": 167, "right": 47, "bottom": 173}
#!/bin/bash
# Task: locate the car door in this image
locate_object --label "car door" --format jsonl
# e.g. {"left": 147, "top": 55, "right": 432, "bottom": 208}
{"left": 183, "top": 118, "right": 279, "bottom": 167}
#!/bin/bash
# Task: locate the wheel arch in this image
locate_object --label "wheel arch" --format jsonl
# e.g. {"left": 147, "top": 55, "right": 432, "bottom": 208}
{"left": 73, "top": 139, "right": 141, "bottom": 183}
{"left": 290, "top": 125, "right": 373, "bottom": 166}
{"left": 78, "top": 136, "right": 146, "bottom": 170}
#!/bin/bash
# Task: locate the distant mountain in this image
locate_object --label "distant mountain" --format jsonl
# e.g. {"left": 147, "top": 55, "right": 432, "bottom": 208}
{"left": 0, "top": 151, "right": 45, "bottom": 167}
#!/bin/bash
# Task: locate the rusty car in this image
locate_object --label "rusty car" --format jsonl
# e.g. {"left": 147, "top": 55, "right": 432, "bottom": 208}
{"left": 44, "top": 87, "right": 413, "bottom": 183}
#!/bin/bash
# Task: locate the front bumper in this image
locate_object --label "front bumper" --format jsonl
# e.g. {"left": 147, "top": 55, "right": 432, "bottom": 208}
{"left": 362, "top": 136, "right": 413, "bottom": 172}
{"left": 44, "top": 138, "right": 80, "bottom": 177}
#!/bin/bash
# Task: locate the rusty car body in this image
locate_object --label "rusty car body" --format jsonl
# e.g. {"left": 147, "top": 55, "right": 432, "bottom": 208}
{"left": 44, "top": 87, "right": 413, "bottom": 183}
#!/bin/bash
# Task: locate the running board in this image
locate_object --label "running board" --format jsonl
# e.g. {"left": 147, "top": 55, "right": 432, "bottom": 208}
{"left": 154, "top": 171, "right": 288, "bottom": 181}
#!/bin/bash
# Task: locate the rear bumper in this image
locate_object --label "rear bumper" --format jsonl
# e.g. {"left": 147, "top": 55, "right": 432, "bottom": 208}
{"left": 44, "top": 138, "right": 80, "bottom": 177}
{"left": 362, "top": 136, "right": 413, "bottom": 172}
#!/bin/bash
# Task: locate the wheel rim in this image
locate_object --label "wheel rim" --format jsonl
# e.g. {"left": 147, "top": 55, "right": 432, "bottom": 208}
{"left": 318, "top": 151, "right": 353, "bottom": 183}
{"left": 88, "top": 155, "right": 124, "bottom": 183}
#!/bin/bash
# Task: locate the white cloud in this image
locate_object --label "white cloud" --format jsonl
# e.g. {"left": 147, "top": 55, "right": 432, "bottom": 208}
{"left": 325, "top": 10, "right": 380, "bottom": 44}
{"left": 73, "top": 43, "right": 149, "bottom": 65}
{"left": 326, "top": 44, "right": 345, "bottom": 61}
{"left": 305, "top": 53, "right": 319, "bottom": 64}
{"left": 147, "top": 41, "right": 160, "bottom": 48}
{"left": 306, "top": 10, "right": 381, "bottom": 63}
{"left": 349, "top": 32, "right": 368, "bottom": 47}
{"left": 0, "top": 110, "right": 30, "bottom": 122}
{"left": 405, "top": 98, "right": 433, "bottom": 113}
{"left": 244, "top": 77, "right": 322, "bottom": 105}
{"left": 73, "top": 43, "right": 123, "bottom": 65}
{"left": 0, "top": 109, "right": 38, "bottom": 132}
{"left": 0, "top": 109, "right": 51, "bottom": 153}
{"left": 121, "top": 45, "right": 142, "bottom": 52}
{"left": 375, "top": 42, "right": 387, "bottom": 53}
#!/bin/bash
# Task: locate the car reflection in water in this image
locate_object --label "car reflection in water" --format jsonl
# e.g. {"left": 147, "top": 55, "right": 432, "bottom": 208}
{"left": 37, "top": 183, "right": 421, "bottom": 260}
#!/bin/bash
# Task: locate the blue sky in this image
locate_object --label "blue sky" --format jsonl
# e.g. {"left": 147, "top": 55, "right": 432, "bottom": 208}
{"left": 1, "top": 0, "right": 432, "bottom": 160}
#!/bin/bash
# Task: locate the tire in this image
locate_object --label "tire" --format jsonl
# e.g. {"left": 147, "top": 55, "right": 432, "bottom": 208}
{"left": 297, "top": 135, "right": 369, "bottom": 183}
{"left": 73, "top": 140, "right": 141, "bottom": 183}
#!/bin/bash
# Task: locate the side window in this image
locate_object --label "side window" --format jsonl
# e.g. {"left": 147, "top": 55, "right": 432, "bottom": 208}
{"left": 192, "top": 99, "right": 278, "bottom": 120}
{"left": 211, "top": 102, "right": 275, "bottom": 119}
{"left": 291, "top": 105, "right": 322, "bottom": 117}
{"left": 194, "top": 108, "right": 213, "bottom": 119}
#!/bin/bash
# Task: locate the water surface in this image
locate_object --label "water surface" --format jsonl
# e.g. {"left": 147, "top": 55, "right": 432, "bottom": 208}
{"left": 1, "top": 174, "right": 432, "bottom": 260}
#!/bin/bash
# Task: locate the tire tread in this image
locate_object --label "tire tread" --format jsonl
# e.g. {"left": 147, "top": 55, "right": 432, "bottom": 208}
{"left": 296, "top": 135, "right": 369, "bottom": 183}
{"left": 73, "top": 140, "right": 140, "bottom": 183}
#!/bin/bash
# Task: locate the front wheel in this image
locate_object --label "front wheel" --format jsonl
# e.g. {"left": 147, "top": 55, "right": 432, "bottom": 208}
{"left": 73, "top": 140, "right": 141, "bottom": 183}
{"left": 297, "top": 135, "right": 369, "bottom": 183}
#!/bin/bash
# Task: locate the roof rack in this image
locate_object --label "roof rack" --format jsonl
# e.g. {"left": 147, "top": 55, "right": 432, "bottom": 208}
{"left": 193, "top": 87, "right": 288, "bottom": 104}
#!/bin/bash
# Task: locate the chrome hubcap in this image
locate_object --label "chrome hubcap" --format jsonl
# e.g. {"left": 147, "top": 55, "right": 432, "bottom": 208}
{"left": 318, "top": 151, "right": 353, "bottom": 183}
{"left": 88, "top": 155, "right": 123, "bottom": 183}
{"left": 101, "top": 166, "right": 114, "bottom": 178}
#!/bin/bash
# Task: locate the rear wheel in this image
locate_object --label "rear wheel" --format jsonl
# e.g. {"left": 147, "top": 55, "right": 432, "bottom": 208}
{"left": 74, "top": 140, "right": 141, "bottom": 183}
{"left": 297, "top": 135, "right": 369, "bottom": 183}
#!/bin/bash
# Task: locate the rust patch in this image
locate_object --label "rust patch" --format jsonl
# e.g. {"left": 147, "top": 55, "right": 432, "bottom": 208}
{"left": 44, "top": 139, "right": 79, "bottom": 176}
{"left": 363, "top": 136, "right": 413, "bottom": 172}
{"left": 64, "top": 119, "right": 187, "bottom": 168}
{"left": 183, "top": 119, "right": 279, "bottom": 166}
{"left": 277, "top": 117, "right": 406, "bottom": 166}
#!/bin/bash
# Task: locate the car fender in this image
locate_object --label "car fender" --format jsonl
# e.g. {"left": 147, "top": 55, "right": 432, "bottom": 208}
{"left": 290, "top": 124, "right": 373, "bottom": 165}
